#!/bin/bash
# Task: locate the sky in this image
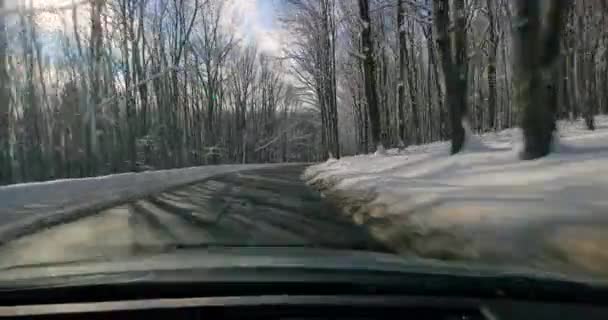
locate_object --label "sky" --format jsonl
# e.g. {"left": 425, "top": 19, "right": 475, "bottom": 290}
{"left": 223, "top": 0, "right": 284, "bottom": 55}
{"left": 21, "top": 0, "right": 285, "bottom": 56}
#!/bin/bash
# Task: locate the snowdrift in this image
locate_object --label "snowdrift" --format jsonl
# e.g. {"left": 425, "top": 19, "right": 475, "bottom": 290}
{"left": 304, "top": 117, "right": 608, "bottom": 278}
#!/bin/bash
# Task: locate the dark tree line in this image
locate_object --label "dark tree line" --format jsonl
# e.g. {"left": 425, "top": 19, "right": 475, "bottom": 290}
{"left": 0, "top": 0, "right": 602, "bottom": 185}
{"left": 0, "top": 0, "right": 320, "bottom": 185}
{"left": 290, "top": 0, "right": 597, "bottom": 160}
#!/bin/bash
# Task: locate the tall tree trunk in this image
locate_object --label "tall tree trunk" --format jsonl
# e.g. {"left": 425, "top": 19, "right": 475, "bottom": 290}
{"left": 452, "top": 0, "right": 468, "bottom": 152}
{"left": 359, "top": 0, "right": 382, "bottom": 152}
{"left": 134, "top": 0, "right": 149, "bottom": 137}
{"left": 515, "top": 0, "right": 569, "bottom": 159}
{"left": 560, "top": 51, "right": 571, "bottom": 119}
{"left": 433, "top": 0, "right": 468, "bottom": 154}
{"left": 0, "top": 0, "right": 11, "bottom": 184}
{"left": 582, "top": 0, "right": 595, "bottom": 130}
{"left": 500, "top": 1, "right": 514, "bottom": 128}
{"left": 121, "top": 0, "right": 137, "bottom": 171}
{"left": 358, "top": 57, "right": 369, "bottom": 154}
{"left": 486, "top": 0, "right": 498, "bottom": 130}
{"left": 405, "top": 21, "right": 421, "bottom": 145}
{"left": 380, "top": 42, "right": 389, "bottom": 146}
{"left": 603, "top": 7, "right": 608, "bottom": 115}
{"left": 604, "top": 40, "right": 608, "bottom": 115}
{"left": 89, "top": 0, "right": 104, "bottom": 174}
{"left": 20, "top": 11, "right": 42, "bottom": 180}
{"left": 322, "top": 0, "right": 340, "bottom": 158}
{"left": 567, "top": 33, "right": 578, "bottom": 119}
{"left": 396, "top": 0, "right": 407, "bottom": 146}
{"left": 426, "top": 27, "right": 445, "bottom": 139}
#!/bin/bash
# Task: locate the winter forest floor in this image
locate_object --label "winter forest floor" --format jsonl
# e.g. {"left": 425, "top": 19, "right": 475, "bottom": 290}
{"left": 304, "top": 116, "right": 608, "bottom": 279}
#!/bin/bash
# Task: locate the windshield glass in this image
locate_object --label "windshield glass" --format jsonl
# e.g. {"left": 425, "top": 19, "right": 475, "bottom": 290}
{"left": 0, "top": 0, "right": 606, "bottom": 286}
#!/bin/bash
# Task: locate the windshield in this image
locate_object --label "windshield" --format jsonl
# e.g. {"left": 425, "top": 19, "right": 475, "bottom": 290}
{"left": 0, "top": 0, "right": 606, "bottom": 287}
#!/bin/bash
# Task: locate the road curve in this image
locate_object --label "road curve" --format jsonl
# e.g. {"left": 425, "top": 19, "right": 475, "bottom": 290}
{"left": 0, "top": 165, "right": 388, "bottom": 269}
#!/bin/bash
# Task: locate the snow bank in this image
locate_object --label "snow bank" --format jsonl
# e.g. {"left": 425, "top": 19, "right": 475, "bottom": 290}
{"left": 304, "top": 117, "right": 608, "bottom": 277}
{"left": 0, "top": 163, "right": 295, "bottom": 244}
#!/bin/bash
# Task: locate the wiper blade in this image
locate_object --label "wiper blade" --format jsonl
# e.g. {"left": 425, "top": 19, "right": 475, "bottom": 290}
{"left": 166, "top": 241, "right": 387, "bottom": 252}
{"left": 169, "top": 242, "right": 322, "bottom": 250}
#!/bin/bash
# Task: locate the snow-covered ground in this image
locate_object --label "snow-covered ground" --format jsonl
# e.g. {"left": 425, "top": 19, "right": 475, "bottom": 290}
{"left": 0, "top": 163, "right": 296, "bottom": 244}
{"left": 304, "top": 116, "right": 608, "bottom": 278}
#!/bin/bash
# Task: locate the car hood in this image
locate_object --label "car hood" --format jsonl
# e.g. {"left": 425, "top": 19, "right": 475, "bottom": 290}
{"left": 0, "top": 247, "right": 602, "bottom": 289}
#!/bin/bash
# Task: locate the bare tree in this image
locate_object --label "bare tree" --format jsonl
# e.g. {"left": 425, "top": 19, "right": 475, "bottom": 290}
{"left": 0, "top": 0, "right": 10, "bottom": 183}
{"left": 433, "top": 0, "right": 469, "bottom": 154}
{"left": 0, "top": 0, "right": 603, "bottom": 185}
{"left": 359, "top": 0, "right": 382, "bottom": 152}
{"left": 88, "top": 0, "right": 105, "bottom": 173}
{"left": 282, "top": 0, "right": 340, "bottom": 159}
{"left": 514, "top": 0, "right": 570, "bottom": 159}
{"left": 486, "top": 0, "right": 498, "bottom": 130}
{"left": 230, "top": 46, "right": 257, "bottom": 163}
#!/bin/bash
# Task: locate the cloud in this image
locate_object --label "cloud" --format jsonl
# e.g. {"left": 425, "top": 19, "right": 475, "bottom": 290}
{"left": 7, "top": 0, "right": 285, "bottom": 56}
{"left": 221, "top": 0, "right": 283, "bottom": 56}
{"left": 257, "top": 29, "right": 282, "bottom": 54}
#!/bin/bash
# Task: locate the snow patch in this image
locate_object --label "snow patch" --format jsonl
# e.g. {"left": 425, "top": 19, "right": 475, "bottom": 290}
{"left": 461, "top": 120, "right": 491, "bottom": 153}
{"left": 304, "top": 116, "right": 608, "bottom": 278}
{"left": 374, "top": 145, "right": 386, "bottom": 156}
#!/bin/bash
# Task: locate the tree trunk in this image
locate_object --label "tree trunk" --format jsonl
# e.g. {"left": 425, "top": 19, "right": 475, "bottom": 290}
{"left": 604, "top": 39, "right": 608, "bottom": 115}
{"left": 405, "top": 21, "right": 421, "bottom": 145}
{"left": 433, "top": 0, "right": 468, "bottom": 155}
{"left": 88, "top": 0, "right": 104, "bottom": 174}
{"left": 515, "top": 0, "right": 569, "bottom": 159}
{"left": 0, "top": 0, "right": 11, "bottom": 184}
{"left": 121, "top": 0, "right": 137, "bottom": 171}
{"left": 560, "top": 52, "right": 571, "bottom": 119}
{"left": 426, "top": 28, "right": 445, "bottom": 140}
{"left": 396, "top": 0, "right": 407, "bottom": 146}
{"left": 486, "top": 0, "right": 498, "bottom": 130}
{"left": 582, "top": 0, "right": 595, "bottom": 130}
{"left": 323, "top": 0, "right": 340, "bottom": 158}
{"left": 359, "top": 0, "right": 382, "bottom": 152}
{"left": 133, "top": 0, "right": 148, "bottom": 137}
{"left": 452, "top": 0, "right": 468, "bottom": 153}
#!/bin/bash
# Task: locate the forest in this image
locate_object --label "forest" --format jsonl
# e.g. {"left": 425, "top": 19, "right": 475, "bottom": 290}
{"left": 0, "top": 0, "right": 602, "bottom": 185}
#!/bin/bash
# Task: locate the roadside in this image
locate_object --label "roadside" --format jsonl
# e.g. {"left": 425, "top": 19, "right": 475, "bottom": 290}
{"left": 303, "top": 117, "right": 608, "bottom": 278}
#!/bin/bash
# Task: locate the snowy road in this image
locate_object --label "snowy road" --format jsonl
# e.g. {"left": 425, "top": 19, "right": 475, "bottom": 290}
{"left": 0, "top": 163, "right": 282, "bottom": 244}
{"left": 0, "top": 165, "right": 387, "bottom": 269}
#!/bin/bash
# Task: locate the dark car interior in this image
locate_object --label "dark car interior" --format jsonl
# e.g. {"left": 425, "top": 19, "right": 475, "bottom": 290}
{"left": 1, "top": 291, "right": 607, "bottom": 320}
{"left": 1, "top": 269, "right": 607, "bottom": 319}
